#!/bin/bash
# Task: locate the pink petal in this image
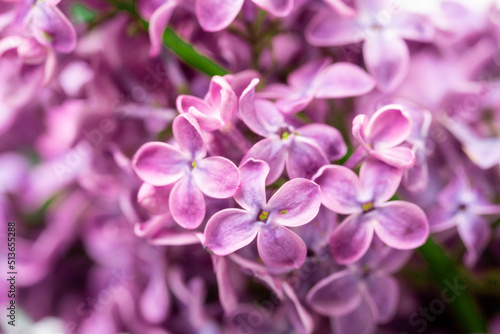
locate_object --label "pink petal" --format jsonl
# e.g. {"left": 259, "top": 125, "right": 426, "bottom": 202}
{"left": 359, "top": 158, "right": 403, "bottom": 205}
{"left": 363, "top": 33, "right": 409, "bottom": 92}
{"left": 306, "top": 11, "right": 363, "bottom": 46}
{"left": 172, "top": 114, "right": 207, "bottom": 159}
{"left": 234, "top": 159, "right": 269, "bottom": 211}
{"left": 332, "top": 299, "right": 375, "bottom": 334}
{"left": 132, "top": 142, "right": 186, "bottom": 186}
{"left": 176, "top": 95, "right": 224, "bottom": 130}
{"left": 252, "top": 0, "right": 294, "bottom": 17}
{"left": 372, "top": 201, "right": 429, "bottom": 249}
{"left": 192, "top": 156, "right": 240, "bottom": 198}
{"left": 363, "top": 274, "right": 399, "bottom": 323}
{"left": 196, "top": 0, "right": 244, "bottom": 32}
{"left": 329, "top": 214, "right": 374, "bottom": 264}
{"left": 457, "top": 213, "right": 491, "bottom": 267}
{"left": 390, "top": 12, "right": 435, "bottom": 42}
{"left": 137, "top": 183, "right": 173, "bottom": 215}
{"left": 286, "top": 137, "right": 329, "bottom": 180}
{"left": 352, "top": 114, "right": 369, "bottom": 150}
{"left": 267, "top": 178, "right": 321, "bottom": 227}
{"left": 257, "top": 223, "right": 307, "bottom": 268}
{"left": 169, "top": 176, "right": 206, "bottom": 229}
{"left": 213, "top": 256, "right": 238, "bottom": 314}
{"left": 315, "top": 63, "right": 375, "bottom": 99}
{"left": 242, "top": 138, "right": 287, "bottom": 185}
{"left": 140, "top": 269, "right": 170, "bottom": 324}
{"left": 206, "top": 75, "right": 238, "bottom": 125}
{"left": 29, "top": 4, "right": 77, "bottom": 53}
{"left": 306, "top": 269, "right": 362, "bottom": 317}
{"left": 366, "top": 105, "right": 412, "bottom": 149}
{"left": 149, "top": 1, "right": 177, "bottom": 57}
{"left": 428, "top": 209, "right": 457, "bottom": 233}
{"left": 275, "top": 94, "right": 314, "bottom": 115}
{"left": 283, "top": 282, "right": 315, "bottom": 334}
{"left": 288, "top": 58, "right": 330, "bottom": 89}
{"left": 372, "top": 146, "right": 415, "bottom": 169}
{"left": 298, "top": 123, "right": 347, "bottom": 161}
{"left": 240, "top": 79, "right": 285, "bottom": 137}
{"left": 204, "top": 208, "right": 259, "bottom": 255}
{"left": 312, "top": 165, "right": 361, "bottom": 215}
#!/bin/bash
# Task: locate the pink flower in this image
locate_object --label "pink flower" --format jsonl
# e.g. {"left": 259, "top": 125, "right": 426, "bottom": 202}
{"left": 313, "top": 158, "right": 429, "bottom": 264}
{"left": 132, "top": 114, "right": 241, "bottom": 229}
{"left": 240, "top": 78, "right": 347, "bottom": 184}
{"left": 306, "top": 0, "right": 435, "bottom": 91}
{"left": 204, "top": 159, "right": 321, "bottom": 268}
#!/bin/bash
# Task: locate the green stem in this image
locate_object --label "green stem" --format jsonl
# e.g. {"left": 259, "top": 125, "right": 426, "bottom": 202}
{"left": 418, "top": 238, "right": 487, "bottom": 333}
{"left": 112, "top": 1, "right": 229, "bottom": 76}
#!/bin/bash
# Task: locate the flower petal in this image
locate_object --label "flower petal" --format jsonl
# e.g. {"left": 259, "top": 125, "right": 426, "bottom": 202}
{"left": 257, "top": 224, "right": 307, "bottom": 268}
{"left": 390, "top": 12, "right": 435, "bottom": 42}
{"left": 372, "top": 201, "right": 429, "bottom": 249}
{"left": 137, "top": 183, "right": 173, "bottom": 215}
{"left": 240, "top": 79, "right": 285, "bottom": 137}
{"left": 372, "top": 146, "right": 415, "bottom": 169}
{"left": 149, "top": 0, "right": 177, "bottom": 57}
{"left": 359, "top": 158, "right": 403, "bottom": 205}
{"left": 132, "top": 142, "right": 186, "bottom": 186}
{"left": 366, "top": 105, "right": 412, "bottom": 149}
{"left": 204, "top": 208, "right": 259, "bottom": 255}
{"left": 252, "top": 0, "right": 294, "bottom": 17}
{"left": 306, "top": 269, "right": 362, "bottom": 317}
{"left": 234, "top": 159, "right": 269, "bottom": 211}
{"left": 267, "top": 178, "right": 321, "bottom": 227}
{"left": 242, "top": 138, "right": 287, "bottom": 185}
{"left": 287, "top": 137, "right": 329, "bottom": 180}
{"left": 313, "top": 165, "right": 361, "bottom": 215}
{"left": 29, "top": 3, "right": 77, "bottom": 53}
{"left": 140, "top": 269, "right": 170, "bottom": 324}
{"left": 362, "top": 274, "right": 399, "bottom": 323}
{"left": 329, "top": 214, "right": 374, "bottom": 264}
{"left": 195, "top": 0, "right": 244, "bottom": 32}
{"left": 298, "top": 123, "right": 347, "bottom": 161}
{"left": 457, "top": 213, "right": 491, "bottom": 267}
{"left": 192, "top": 156, "right": 240, "bottom": 198}
{"left": 315, "top": 63, "right": 375, "bottom": 99}
{"left": 169, "top": 176, "right": 206, "bottom": 229}
{"left": 206, "top": 75, "right": 238, "bottom": 125}
{"left": 172, "top": 114, "right": 207, "bottom": 159}
{"left": 363, "top": 32, "right": 409, "bottom": 92}
{"left": 306, "top": 11, "right": 363, "bottom": 46}
{"left": 332, "top": 299, "right": 376, "bottom": 334}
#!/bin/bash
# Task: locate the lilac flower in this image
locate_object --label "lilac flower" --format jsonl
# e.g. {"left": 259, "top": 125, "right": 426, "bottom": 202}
{"left": 306, "top": 0, "right": 435, "bottom": 91}
{"left": 240, "top": 78, "right": 347, "bottom": 184}
{"left": 307, "top": 239, "right": 411, "bottom": 334}
{"left": 133, "top": 114, "right": 241, "bottom": 229}
{"left": 148, "top": 0, "right": 294, "bottom": 56}
{"left": 313, "top": 158, "right": 429, "bottom": 264}
{"left": 260, "top": 58, "right": 375, "bottom": 114}
{"left": 429, "top": 173, "right": 500, "bottom": 267}
{"left": 348, "top": 104, "right": 415, "bottom": 169}
{"left": 204, "top": 159, "right": 321, "bottom": 268}
{"left": 23, "top": 0, "right": 77, "bottom": 54}
{"left": 176, "top": 75, "right": 237, "bottom": 131}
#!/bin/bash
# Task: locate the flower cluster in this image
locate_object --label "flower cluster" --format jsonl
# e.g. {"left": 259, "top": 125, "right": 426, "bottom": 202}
{"left": 1, "top": 0, "right": 500, "bottom": 333}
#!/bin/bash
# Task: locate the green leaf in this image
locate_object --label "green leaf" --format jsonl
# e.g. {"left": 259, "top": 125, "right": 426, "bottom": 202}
{"left": 418, "top": 238, "right": 487, "bottom": 333}
{"left": 71, "top": 4, "right": 97, "bottom": 23}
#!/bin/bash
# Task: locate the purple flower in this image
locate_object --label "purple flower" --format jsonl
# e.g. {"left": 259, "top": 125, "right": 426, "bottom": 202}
{"left": 348, "top": 104, "right": 415, "bottom": 169}
{"left": 429, "top": 173, "right": 500, "bottom": 267}
{"left": 240, "top": 78, "right": 347, "bottom": 184}
{"left": 313, "top": 158, "right": 429, "bottom": 264}
{"left": 132, "top": 114, "right": 241, "bottom": 229}
{"left": 307, "top": 239, "right": 410, "bottom": 334}
{"left": 306, "top": 0, "right": 435, "bottom": 91}
{"left": 204, "top": 159, "right": 321, "bottom": 268}
{"left": 176, "top": 75, "right": 237, "bottom": 131}
{"left": 260, "top": 58, "right": 375, "bottom": 114}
